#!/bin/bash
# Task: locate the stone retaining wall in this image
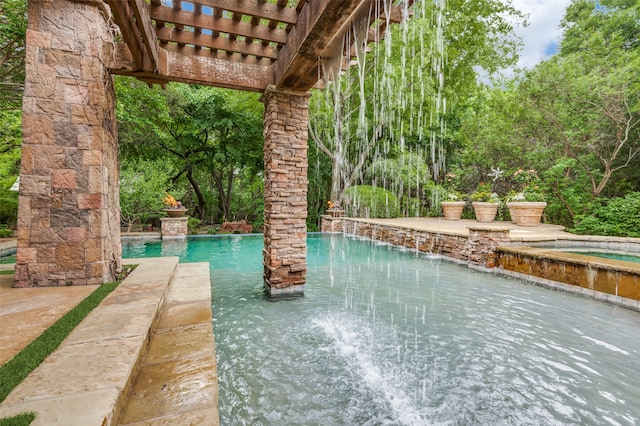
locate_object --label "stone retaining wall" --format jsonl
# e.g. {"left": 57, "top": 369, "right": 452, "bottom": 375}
{"left": 322, "top": 216, "right": 509, "bottom": 268}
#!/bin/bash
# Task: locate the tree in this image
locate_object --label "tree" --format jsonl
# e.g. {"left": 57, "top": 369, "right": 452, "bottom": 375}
{"left": 456, "top": 0, "right": 639, "bottom": 228}
{"left": 115, "top": 79, "right": 264, "bottom": 223}
{"left": 0, "top": 109, "right": 21, "bottom": 226}
{"left": 0, "top": 0, "right": 27, "bottom": 110}
{"left": 119, "top": 158, "right": 174, "bottom": 232}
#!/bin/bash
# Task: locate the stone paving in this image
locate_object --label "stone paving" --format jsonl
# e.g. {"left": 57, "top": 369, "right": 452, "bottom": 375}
{"left": 0, "top": 256, "right": 218, "bottom": 425}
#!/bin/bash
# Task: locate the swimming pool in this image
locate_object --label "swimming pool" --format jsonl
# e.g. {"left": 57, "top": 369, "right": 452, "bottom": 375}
{"left": 566, "top": 250, "right": 640, "bottom": 263}
{"left": 123, "top": 234, "right": 640, "bottom": 425}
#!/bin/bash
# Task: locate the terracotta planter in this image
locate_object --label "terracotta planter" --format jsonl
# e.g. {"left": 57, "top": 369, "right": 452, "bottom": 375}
{"left": 507, "top": 202, "right": 546, "bottom": 226}
{"left": 163, "top": 208, "right": 188, "bottom": 218}
{"left": 441, "top": 201, "right": 466, "bottom": 221}
{"left": 472, "top": 202, "right": 499, "bottom": 223}
{"left": 327, "top": 208, "right": 344, "bottom": 217}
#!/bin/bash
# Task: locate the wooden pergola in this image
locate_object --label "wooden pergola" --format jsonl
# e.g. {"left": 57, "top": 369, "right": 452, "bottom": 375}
{"left": 105, "top": 0, "right": 410, "bottom": 91}
{"left": 15, "top": 0, "right": 415, "bottom": 293}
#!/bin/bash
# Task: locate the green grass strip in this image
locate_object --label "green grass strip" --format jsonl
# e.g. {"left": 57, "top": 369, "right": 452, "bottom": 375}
{"left": 0, "top": 281, "right": 119, "bottom": 403}
{"left": 0, "top": 270, "right": 14, "bottom": 275}
{"left": 0, "top": 412, "right": 36, "bottom": 426}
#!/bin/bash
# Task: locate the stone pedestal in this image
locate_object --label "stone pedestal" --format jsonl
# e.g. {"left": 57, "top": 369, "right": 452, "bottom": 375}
{"left": 14, "top": 0, "right": 121, "bottom": 287}
{"left": 261, "top": 86, "right": 310, "bottom": 296}
{"left": 161, "top": 217, "right": 188, "bottom": 240}
{"left": 321, "top": 215, "right": 343, "bottom": 233}
{"left": 466, "top": 226, "right": 511, "bottom": 268}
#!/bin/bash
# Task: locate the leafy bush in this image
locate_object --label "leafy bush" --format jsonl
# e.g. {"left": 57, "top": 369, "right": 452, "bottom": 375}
{"left": 0, "top": 178, "right": 18, "bottom": 228}
{"left": 571, "top": 192, "right": 640, "bottom": 237}
{"left": 187, "top": 217, "right": 202, "bottom": 233}
{"left": 342, "top": 185, "right": 399, "bottom": 218}
{"left": 0, "top": 227, "right": 13, "bottom": 238}
{"left": 400, "top": 197, "right": 423, "bottom": 217}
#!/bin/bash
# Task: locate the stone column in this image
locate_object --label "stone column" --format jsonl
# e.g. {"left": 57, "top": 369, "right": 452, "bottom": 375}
{"left": 14, "top": 0, "right": 121, "bottom": 287}
{"left": 160, "top": 217, "right": 188, "bottom": 240}
{"left": 261, "top": 86, "right": 310, "bottom": 296}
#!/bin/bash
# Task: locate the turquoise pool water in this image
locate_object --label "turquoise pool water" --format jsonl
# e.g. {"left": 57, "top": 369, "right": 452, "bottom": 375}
{"left": 568, "top": 251, "right": 640, "bottom": 263}
{"left": 122, "top": 234, "right": 640, "bottom": 425}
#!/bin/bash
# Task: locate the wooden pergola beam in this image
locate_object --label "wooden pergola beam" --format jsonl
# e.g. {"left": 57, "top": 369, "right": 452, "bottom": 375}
{"left": 129, "top": 0, "right": 159, "bottom": 71}
{"left": 273, "top": 0, "right": 376, "bottom": 90}
{"left": 192, "top": 0, "right": 298, "bottom": 25}
{"left": 105, "top": 0, "right": 159, "bottom": 72}
{"left": 149, "top": 4, "right": 288, "bottom": 44}
{"left": 108, "top": 43, "right": 273, "bottom": 92}
{"left": 155, "top": 27, "right": 278, "bottom": 59}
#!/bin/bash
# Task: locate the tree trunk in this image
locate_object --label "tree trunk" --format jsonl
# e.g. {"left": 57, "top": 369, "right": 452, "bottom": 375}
{"left": 186, "top": 168, "right": 206, "bottom": 221}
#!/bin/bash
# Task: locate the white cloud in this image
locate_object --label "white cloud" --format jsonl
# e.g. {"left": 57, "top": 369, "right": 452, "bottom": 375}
{"left": 510, "top": 0, "right": 573, "bottom": 69}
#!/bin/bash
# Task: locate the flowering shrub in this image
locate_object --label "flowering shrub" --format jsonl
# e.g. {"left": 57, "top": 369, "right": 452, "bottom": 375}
{"left": 470, "top": 182, "right": 499, "bottom": 202}
{"left": 443, "top": 173, "right": 464, "bottom": 201}
{"left": 509, "top": 169, "right": 545, "bottom": 202}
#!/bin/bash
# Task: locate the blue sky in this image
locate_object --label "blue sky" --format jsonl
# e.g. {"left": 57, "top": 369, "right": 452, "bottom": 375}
{"left": 510, "top": 0, "right": 573, "bottom": 69}
{"left": 165, "top": 0, "right": 571, "bottom": 72}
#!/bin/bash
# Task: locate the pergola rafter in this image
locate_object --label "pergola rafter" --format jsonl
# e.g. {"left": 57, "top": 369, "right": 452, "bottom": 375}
{"left": 105, "top": 0, "right": 414, "bottom": 91}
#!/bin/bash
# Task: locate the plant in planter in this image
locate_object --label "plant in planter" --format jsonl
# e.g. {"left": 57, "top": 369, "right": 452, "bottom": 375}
{"left": 470, "top": 182, "right": 500, "bottom": 222}
{"left": 440, "top": 173, "right": 466, "bottom": 220}
{"left": 506, "top": 169, "right": 546, "bottom": 226}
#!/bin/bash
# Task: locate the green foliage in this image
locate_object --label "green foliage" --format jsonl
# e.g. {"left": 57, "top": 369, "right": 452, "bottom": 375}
{"left": 0, "top": 110, "right": 21, "bottom": 227}
{"left": 119, "top": 158, "right": 174, "bottom": 231}
{"left": 116, "top": 79, "right": 264, "bottom": 224}
{"left": 0, "top": 412, "right": 36, "bottom": 426}
{"left": 342, "top": 185, "right": 399, "bottom": 218}
{"left": 187, "top": 217, "right": 201, "bottom": 233}
{"left": 571, "top": 192, "right": 640, "bottom": 237}
{"left": 0, "top": 226, "right": 13, "bottom": 238}
{"left": 0, "top": 178, "right": 18, "bottom": 228}
{"left": 0, "top": 281, "right": 119, "bottom": 403}
{"left": 470, "top": 182, "right": 499, "bottom": 202}
{"left": 0, "top": 0, "right": 27, "bottom": 109}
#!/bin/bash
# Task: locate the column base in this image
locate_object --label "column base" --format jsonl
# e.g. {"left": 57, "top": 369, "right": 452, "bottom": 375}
{"left": 264, "top": 283, "right": 305, "bottom": 297}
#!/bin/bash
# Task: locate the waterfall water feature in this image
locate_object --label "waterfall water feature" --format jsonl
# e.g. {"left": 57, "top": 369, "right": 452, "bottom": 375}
{"left": 123, "top": 235, "right": 640, "bottom": 425}
{"left": 311, "top": 0, "right": 450, "bottom": 217}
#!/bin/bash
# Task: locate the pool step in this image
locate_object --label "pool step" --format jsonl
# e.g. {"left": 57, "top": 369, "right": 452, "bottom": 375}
{"left": 0, "top": 257, "right": 179, "bottom": 425}
{"left": 117, "top": 262, "right": 219, "bottom": 425}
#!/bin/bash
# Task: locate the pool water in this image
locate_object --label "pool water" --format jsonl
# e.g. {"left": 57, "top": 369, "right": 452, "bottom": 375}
{"left": 567, "top": 251, "right": 640, "bottom": 263}
{"left": 122, "top": 234, "right": 640, "bottom": 425}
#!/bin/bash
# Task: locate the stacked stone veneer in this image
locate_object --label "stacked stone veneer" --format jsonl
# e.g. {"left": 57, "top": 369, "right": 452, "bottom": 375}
{"left": 15, "top": 0, "right": 121, "bottom": 287}
{"left": 160, "top": 217, "right": 188, "bottom": 240}
{"left": 322, "top": 217, "right": 510, "bottom": 268}
{"left": 261, "top": 86, "right": 310, "bottom": 294}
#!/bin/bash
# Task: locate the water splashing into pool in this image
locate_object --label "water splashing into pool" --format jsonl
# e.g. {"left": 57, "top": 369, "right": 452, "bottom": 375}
{"left": 123, "top": 234, "right": 640, "bottom": 425}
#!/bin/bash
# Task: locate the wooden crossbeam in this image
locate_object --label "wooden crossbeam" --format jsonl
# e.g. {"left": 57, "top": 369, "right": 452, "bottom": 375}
{"left": 129, "top": 0, "right": 159, "bottom": 71}
{"left": 150, "top": 4, "right": 288, "bottom": 44}
{"left": 273, "top": 0, "right": 379, "bottom": 90}
{"left": 108, "top": 43, "right": 273, "bottom": 92}
{"left": 105, "top": 0, "right": 144, "bottom": 69}
{"left": 155, "top": 27, "right": 278, "bottom": 59}
{"left": 191, "top": 0, "right": 298, "bottom": 25}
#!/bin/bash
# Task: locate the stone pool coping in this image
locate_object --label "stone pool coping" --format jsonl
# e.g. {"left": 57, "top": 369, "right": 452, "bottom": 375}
{"left": 0, "top": 257, "right": 219, "bottom": 425}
